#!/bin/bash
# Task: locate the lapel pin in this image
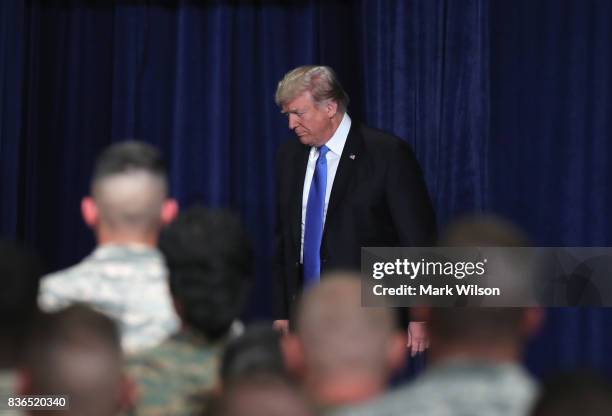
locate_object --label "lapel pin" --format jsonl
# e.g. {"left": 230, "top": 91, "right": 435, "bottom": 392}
{"left": 349, "top": 154, "right": 356, "bottom": 160}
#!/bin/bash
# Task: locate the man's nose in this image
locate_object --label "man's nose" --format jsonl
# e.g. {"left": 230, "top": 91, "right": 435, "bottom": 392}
{"left": 288, "top": 114, "right": 298, "bottom": 130}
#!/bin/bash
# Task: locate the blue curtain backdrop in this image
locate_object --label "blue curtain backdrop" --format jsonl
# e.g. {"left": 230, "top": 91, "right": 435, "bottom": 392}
{"left": 490, "top": 0, "right": 612, "bottom": 378}
{"left": 1, "top": 0, "right": 611, "bottom": 378}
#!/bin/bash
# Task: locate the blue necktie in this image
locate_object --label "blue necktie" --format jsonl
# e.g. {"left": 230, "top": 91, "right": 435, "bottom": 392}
{"left": 303, "top": 145, "right": 330, "bottom": 287}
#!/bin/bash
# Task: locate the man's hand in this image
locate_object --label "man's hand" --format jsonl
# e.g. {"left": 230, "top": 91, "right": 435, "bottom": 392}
{"left": 273, "top": 319, "right": 290, "bottom": 336}
{"left": 407, "top": 321, "right": 429, "bottom": 357}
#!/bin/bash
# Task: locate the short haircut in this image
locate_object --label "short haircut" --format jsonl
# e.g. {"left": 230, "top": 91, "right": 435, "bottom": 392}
{"left": 210, "top": 374, "right": 314, "bottom": 416}
{"left": 91, "top": 141, "right": 168, "bottom": 234}
{"left": 275, "top": 66, "right": 350, "bottom": 112}
{"left": 433, "top": 216, "right": 532, "bottom": 343}
{"left": 221, "top": 324, "right": 287, "bottom": 384}
{"left": 25, "top": 305, "right": 124, "bottom": 416}
{"left": 439, "top": 214, "right": 530, "bottom": 247}
{"left": 295, "top": 273, "right": 397, "bottom": 379}
{"left": 159, "top": 206, "right": 253, "bottom": 340}
{"left": 0, "top": 240, "right": 42, "bottom": 361}
{"left": 428, "top": 308, "right": 525, "bottom": 344}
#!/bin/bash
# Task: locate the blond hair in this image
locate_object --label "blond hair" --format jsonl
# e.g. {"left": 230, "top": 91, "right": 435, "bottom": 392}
{"left": 275, "top": 66, "right": 349, "bottom": 112}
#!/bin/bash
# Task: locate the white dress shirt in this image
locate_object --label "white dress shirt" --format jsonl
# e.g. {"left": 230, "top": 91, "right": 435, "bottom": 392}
{"left": 300, "top": 113, "right": 352, "bottom": 262}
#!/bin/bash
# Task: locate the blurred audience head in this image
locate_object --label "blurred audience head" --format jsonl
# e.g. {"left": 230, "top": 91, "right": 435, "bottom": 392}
{"left": 531, "top": 371, "right": 612, "bottom": 416}
{"left": 22, "top": 304, "right": 133, "bottom": 416}
{"left": 416, "top": 214, "right": 542, "bottom": 363}
{"left": 0, "top": 240, "right": 42, "bottom": 367}
{"left": 82, "top": 141, "right": 178, "bottom": 243}
{"left": 284, "top": 273, "right": 405, "bottom": 406}
{"left": 439, "top": 214, "right": 530, "bottom": 247}
{"left": 412, "top": 307, "right": 542, "bottom": 364}
{"left": 210, "top": 374, "right": 314, "bottom": 416}
{"left": 159, "top": 206, "right": 253, "bottom": 341}
{"left": 221, "top": 323, "right": 287, "bottom": 386}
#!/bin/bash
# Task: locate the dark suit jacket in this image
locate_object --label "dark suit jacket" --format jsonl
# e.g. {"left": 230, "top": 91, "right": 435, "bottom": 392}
{"left": 274, "top": 121, "right": 436, "bottom": 319}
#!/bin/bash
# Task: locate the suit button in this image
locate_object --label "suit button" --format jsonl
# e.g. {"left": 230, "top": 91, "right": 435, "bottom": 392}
{"left": 322, "top": 258, "right": 327, "bottom": 264}
{"left": 294, "top": 262, "right": 300, "bottom": 268}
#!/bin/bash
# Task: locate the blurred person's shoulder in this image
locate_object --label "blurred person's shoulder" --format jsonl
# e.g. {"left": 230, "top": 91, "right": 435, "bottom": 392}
{"left": 333, "top": 361, "right": 538, "bottom": 416}
{"left": 128, "top": 328, "right": 224, "bottom": 415}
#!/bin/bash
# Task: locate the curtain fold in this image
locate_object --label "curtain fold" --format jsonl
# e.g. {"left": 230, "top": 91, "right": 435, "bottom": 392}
{"left": 490, "top": 0, "right": 612, "bottom": 377}
{"left": 0, "top": 0, "right": 25, "bottom": 237}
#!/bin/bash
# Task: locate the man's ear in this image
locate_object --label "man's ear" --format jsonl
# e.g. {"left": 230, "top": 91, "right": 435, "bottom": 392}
{"left": 281, "top": 333, "right": 305, "bottom": 377}
{"left": 387, "top": 332, "right": 408, "bottom": 375}
{"left": 325, "top": 100, "right": 339, "bottom": 118}
{"left": 119, "top": 374, "right": 138, "bottom": 412}
{"left": 522, "top": 307, "right": 545, "bottom": 338}
{"left": 17, "top": 368, "right": 32, "bottom": 396}
{"left": 160, "top": 198, "right": 179, "bottom": 225}
{"left": 81, "top": 197, "right": 99, "bottom": 228}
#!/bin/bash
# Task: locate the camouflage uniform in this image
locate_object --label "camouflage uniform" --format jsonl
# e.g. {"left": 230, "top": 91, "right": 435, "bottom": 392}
{"left": 38, "top": 244, "right": 179, "bottom": 354}
{"left": 127, "top": 327, "right": 224, "bottom": 416}
{"left": 334, "top": 360, "right": 538, "bottom": 416}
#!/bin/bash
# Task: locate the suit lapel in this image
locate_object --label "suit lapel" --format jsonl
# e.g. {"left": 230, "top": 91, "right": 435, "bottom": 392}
{"left": 290, "top": 144, "right": 311, "bottom": 251}
{"left": 326, "top": 122, "right": 364, "bottom": 223}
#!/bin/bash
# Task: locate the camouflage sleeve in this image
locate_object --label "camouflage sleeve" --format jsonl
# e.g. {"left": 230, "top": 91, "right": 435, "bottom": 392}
{"left": 38, "top": 274, "right": 76, "bottom": 312}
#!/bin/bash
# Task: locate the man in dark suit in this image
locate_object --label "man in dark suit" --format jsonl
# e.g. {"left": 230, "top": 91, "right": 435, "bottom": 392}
{"left": 273, "top": 66, "right": 436, "bottom": 354}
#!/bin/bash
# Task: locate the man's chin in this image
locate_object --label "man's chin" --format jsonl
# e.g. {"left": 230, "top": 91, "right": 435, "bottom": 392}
{"left": 296, "top": 135, "right": 313, "bottom": 146}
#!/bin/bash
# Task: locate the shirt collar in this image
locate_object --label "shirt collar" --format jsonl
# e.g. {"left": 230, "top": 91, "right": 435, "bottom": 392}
{"left": 91, "top": 244, "right": 162, "bottom": 260}
{"left": 322, "top": 112, "right": 351, "bottom": 156}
